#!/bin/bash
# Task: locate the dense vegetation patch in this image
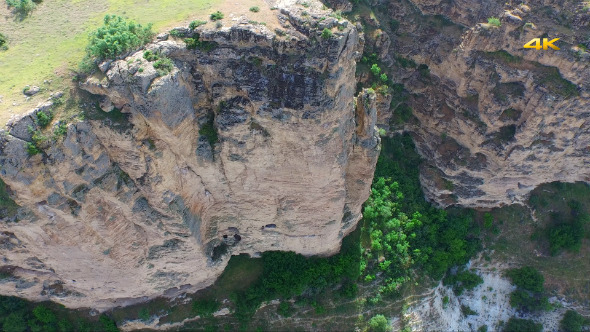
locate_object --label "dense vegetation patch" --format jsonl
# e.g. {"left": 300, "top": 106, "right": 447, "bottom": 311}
{"left": 0, "top": 296, "right": 119, "bottom": 332}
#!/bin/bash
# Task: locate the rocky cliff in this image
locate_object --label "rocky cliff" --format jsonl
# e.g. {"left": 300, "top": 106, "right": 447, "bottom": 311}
{"left": 363, "top": 0, "right": 590, "bottom": 207}
{"left": 0, "top": 1, "right": 379, "bottom": 309}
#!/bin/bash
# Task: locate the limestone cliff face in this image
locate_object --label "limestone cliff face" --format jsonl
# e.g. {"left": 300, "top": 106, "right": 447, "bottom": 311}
{"left": 371, "top": 0, "right": 590, "bottom": 207}
{"left": 0, "top": 1, "right": 379, "bottom": 309}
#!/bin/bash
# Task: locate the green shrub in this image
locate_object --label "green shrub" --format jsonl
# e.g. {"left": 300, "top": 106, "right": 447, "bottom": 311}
{"left": 86, "top": 15, "right": 154, "bottom": 60}
{"left": 418, "top": 64, "right": 430, "bottom": 77}
{"left": 483, "top": 212, "right": 493, "bottom": 228}
{"left": 321, "top": 28, "right": 333, "bottom": 39}
{"left": 138, "top": 308, "right": 150, "bottom": 321}
{"left": 189, "top": 20, "right": 207, "bottom": 30}
{"left": 26, "top": 142, "right": 40, "bottom": 156}
{"left": 546, "top": 213, "right": 585, "bottom": 255}
{"left": 487, "top": 17, "right": 501, "bottom": 27}
{"left": 503, "top": 317, "right": 542, "bottom": 332}
{"left": 192, "top": 299, "right": 220, "bottom": 318}
{"left": 210, "top": 11, "right": 224, "bottom": 21}
{"left": 277, "top": 302, "right": 292, "bottom": 317}
{"left": 461, "top": 305, "right": 477, "bottom": 316}
{"left": 3, "top": 312, "right": 27, "bottom": 332}
{"left": 36, "top": 111, "right": 53, "bottom": 128}
{"left": 32, "top": 306, "right": 56, "bottom": 324}
{"left": 99, "top": 315, "right": 119, "bottom": 332}
{"left": 249, "top": 6, "right": 260, "bottom": 12}
{"left": 509, "top": 289, "right": 550, "bottom": 311}
{"left": 199, "top": 113, "right": 219, "bottom": 147}
{"left": 0, "top": 33, "right": 7, "bottom": 50}
{"left": 153, "top": 57, "right": 174, "bottom": 76}
{"left": 6, "top": 0, "right": 36, "bottom": 17}
{"left": 368, "top": 314, "right": 390, "bottom": 332}
{"left": 443, "top": 268, "right": 484, "bottom": 295}
{"left": 0, "top": 178, "right": 19, "bottom": 219}
{"left": 143, "top": 50, "right": 159, "bottom": 62}
{"left": 370, "top": 64, "right": 381, "bottom": 76}
{"left": 505, "top": 266, "right": 544, "bottom": 292}
{"left": 184, "top": 35, "right": 218, "bottom": 52}
{"left": 380, "top": 73, "right": 388, "bottom": 83}
{"left": 560, "top": 310, "right": 589, "bottom": 332}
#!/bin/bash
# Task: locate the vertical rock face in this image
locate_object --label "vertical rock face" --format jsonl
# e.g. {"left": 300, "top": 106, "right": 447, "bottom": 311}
{"left": 0, "top": 2, "right": 379, "bottom": 309}
{"left": 371, "top": 0, "right": 590, "bottom": 207}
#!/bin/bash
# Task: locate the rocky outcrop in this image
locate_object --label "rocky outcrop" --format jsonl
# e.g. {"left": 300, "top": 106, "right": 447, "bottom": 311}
{"left": 0, "top": 1, "right": 379, "bottom": 309}
{"left": 371, "top": 0, "right": 590, "bottom": 207}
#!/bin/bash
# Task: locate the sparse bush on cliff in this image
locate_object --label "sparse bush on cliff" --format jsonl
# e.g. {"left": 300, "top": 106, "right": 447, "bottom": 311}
{"left": 153, "top": 57, "right": 174, "bottom": 76}
{"left": 321, "top": 28, "right": 333, "bottom": 39}
{"left": 86, "top": 15, "right": 154, "bottom": 61}
{"left": 184, "top": 34, "right": 218, "bottom": 52}
{"left": 249, "top": 6, "right": 260, "bottom": 12}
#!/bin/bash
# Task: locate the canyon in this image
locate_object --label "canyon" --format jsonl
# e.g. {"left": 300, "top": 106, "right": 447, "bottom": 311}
{"left": 0, "top": 0, "right": 589, "bottom": 315}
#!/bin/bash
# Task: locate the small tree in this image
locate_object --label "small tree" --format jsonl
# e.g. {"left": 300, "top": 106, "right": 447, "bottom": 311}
{"left": 249, "top": 6, "right": 260, "bottom": 12}
{"left": 368, "top": 314, "right": 390, "bottom": 332}
{"left": 370, "top": 64, "right": 381, "bottom": 76}
{"left": 6, "top": 0, "right": 36, "bottom": 17}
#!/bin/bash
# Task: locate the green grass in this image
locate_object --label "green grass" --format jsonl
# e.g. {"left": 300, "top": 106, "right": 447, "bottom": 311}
{"left": 0, "top": 0, "right": 222, "bottom": 124}
{"left": 488, "top": 183, "right": 590, "bottom": 302}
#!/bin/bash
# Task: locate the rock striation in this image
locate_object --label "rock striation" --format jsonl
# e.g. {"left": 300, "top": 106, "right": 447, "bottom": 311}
{"left": 0, "top": 1, "right": 379, "bottom": 309}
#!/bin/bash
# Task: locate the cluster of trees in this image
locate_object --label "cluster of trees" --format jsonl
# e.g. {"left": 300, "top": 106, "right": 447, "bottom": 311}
{"left": 231, "top": 229, "right": 361, "bottom": 324}
{"left": 80, "top": 15, "right": 154, "bottom": 73}
{"left": 368, "top": 135, "right": 481, "bottom": 286}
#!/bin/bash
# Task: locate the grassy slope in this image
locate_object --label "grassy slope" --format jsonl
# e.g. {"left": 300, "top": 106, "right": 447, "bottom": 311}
{"left": 487, "top": 183, "right": 590, "bottom": 302}
{"left": 0, "top": 0, "right": 222, "bottom": 124}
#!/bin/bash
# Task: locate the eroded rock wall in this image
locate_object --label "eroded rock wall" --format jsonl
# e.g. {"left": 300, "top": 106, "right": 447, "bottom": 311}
{"left": 0, "top": 1, "right": 379, "bottom": 309}
{"left": 370, "top": 0, "right": 590, "bottom": 207}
